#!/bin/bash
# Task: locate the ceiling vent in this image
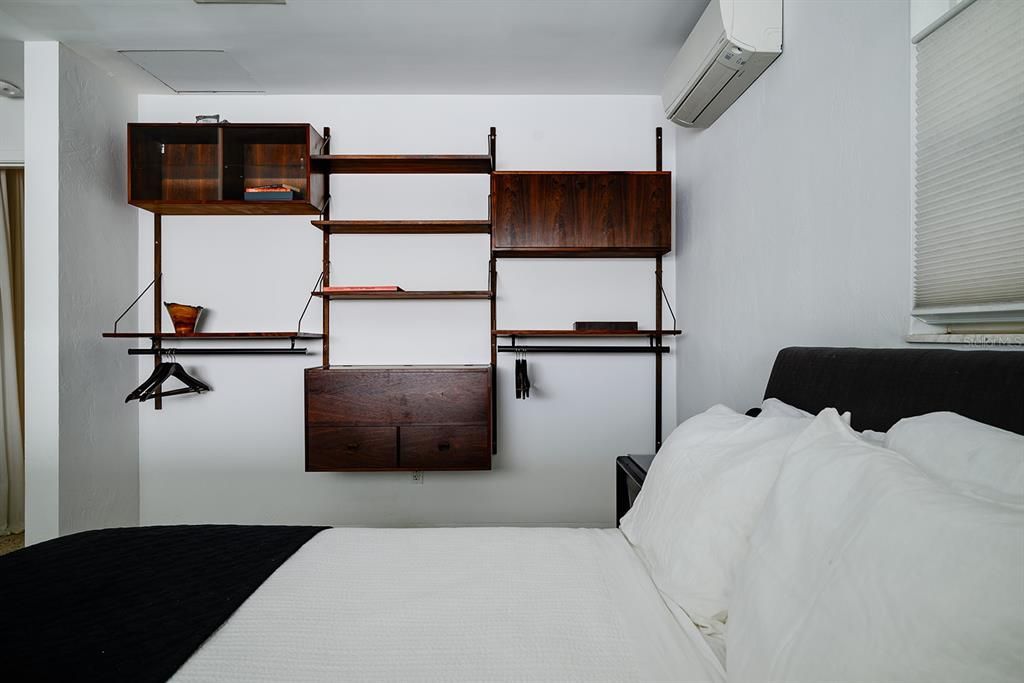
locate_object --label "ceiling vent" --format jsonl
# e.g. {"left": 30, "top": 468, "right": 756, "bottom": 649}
{"left": 119, "top": 50, "right": 263, "bottom": 93}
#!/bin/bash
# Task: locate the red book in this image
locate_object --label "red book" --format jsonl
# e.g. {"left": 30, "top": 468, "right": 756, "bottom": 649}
{"left": 322, "top": 286, "right": 404, "bottom": 293}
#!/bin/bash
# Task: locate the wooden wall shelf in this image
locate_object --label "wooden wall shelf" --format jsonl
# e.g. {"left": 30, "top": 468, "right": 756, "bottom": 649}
{"left": 130, "top": 200, "right": 323, "bottom": 216}
{"left": 104, "top": 331, "right": 323, "bottom": 340}
{"left": 311, "top": 155, "right": 492, "bottom": 174}
{"left": 314, "top": 290, "right": 492, "bottom": 300}
{"left": 128, "top": 123, "right": 325, "bottom": 215}
{"left": 493, "top": 330, "right": 681, "bottom": 337}
{"left": 312, "top": 220, "right": 491, "bottom": 234}
{"left": 492, "top": 247, "right": 669, "bottom": 258}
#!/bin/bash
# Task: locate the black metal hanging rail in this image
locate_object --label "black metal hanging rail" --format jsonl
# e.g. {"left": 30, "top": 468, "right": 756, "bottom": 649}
{"left": 129, "top": 347, "right": 308, "bottom": 356}
{"left": 497, "top": 345, "right": 669, "bottom": 354}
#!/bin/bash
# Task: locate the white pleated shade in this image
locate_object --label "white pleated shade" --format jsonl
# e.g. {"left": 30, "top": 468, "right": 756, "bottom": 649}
{"left": 913, "top": 0, "right": 1024, "bottom": 321}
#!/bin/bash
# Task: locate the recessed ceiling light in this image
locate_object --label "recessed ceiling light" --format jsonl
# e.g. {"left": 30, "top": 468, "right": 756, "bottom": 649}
{"left": 0, "top": 80, "right": 23, "bottom": 99}
{"left": 194, "top": 1, "right": 286, "bottom": 4}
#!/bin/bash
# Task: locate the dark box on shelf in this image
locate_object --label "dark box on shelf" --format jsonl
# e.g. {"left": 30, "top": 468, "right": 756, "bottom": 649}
{"left": 573, "top": 321, "right": 639, "bottom": 331}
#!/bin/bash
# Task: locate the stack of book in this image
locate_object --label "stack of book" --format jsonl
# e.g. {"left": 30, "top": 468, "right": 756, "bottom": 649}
{"left": 244, "top": 184, "right": 300, "bottom": 201}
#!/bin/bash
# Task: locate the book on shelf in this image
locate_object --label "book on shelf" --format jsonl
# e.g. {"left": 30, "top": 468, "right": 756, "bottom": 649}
{"left": 322, "top": 286, "right": 405, "bottom": 293}
{"left": 244, "top": 184, "right": 301, "bottom": 201}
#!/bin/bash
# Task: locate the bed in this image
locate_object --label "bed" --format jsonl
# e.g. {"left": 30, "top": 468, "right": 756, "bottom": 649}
{"left": 3, "top": 346, "right": 1022, "bottom": 682}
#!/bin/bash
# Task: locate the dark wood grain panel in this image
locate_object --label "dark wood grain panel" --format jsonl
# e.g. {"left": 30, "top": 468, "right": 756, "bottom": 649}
{"left": 311, "top": 155, "right": 492, "bottom": 174}
{"left": 306, "top": 426, "right": 397, "bottom": 470}
{"left": 305, "top": 367, "right": 490, "bottom": 426}
{"left": 127, "top": 200, "right": 323, "bottom": 215}
{"left": 491, "top": 172, "right": 671, "bottom": 256}
{"left": 399, "top": 425, "right": 490, "bottom": 470}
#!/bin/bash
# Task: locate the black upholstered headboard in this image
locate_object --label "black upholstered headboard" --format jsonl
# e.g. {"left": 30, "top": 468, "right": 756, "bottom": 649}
{"left": 761, "top": 347, "right": 1024, "bottom": 434}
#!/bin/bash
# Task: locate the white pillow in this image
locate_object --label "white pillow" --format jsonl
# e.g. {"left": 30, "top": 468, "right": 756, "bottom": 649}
{"left": 761, "top": 398, "right": 886, "bottom": 443}
{"left": 621, "top": 413, "right": 813, "bottom": 633}
{"left": 727, "top": 409, "right": 1024, "bottom": 683}
{"left": 657, "top": 404, "right": 752, "bottom": 457}
{"left": 885, "top": 412, "right": 1024, "bottom": 504}
{"left": 758, "top": 397, "right": 812, "bottom": 418}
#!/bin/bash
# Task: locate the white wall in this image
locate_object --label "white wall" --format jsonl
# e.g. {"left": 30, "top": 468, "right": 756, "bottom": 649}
{"left": 57, "top": 45, "right": 140, "bottom": 534}
{"left": 23, "top": 41, "right": 60, "bottom": 543}
{"left": 674, "top": 0, "right": 912, "bottom": 420}
{"left": 24, "top": 42, "right": 139, "bottom": 542}
{"left": 136, "top": 95, "right": 675, "bottom": 527}
{"left": 0, "top": 38, "right": 23, "bottom": 165}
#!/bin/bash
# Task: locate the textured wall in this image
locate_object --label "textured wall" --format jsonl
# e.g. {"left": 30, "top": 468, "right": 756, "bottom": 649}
{"left": 673, "top": 0, "right": 912, "bottom": 420}
{"left": 56, "top": 45, "right": 139, "bottom": 534}
{"left": 136, "top": 95, "right": 675, "bottom": 527}
{"left": 0, "top": 39, "right": 23, "bottom": 164}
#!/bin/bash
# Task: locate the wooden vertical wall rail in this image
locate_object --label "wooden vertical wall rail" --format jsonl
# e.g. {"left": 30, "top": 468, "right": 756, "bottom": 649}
{"left": 488, "top": 126, "right": 496, "bottom": 172}
{"left": 655, "top": 256, "right": 663, "bottom": 450}
{"left": 489, "top": 126, "right": 498, "bottom": 453}
{"left": 153, "top": 213, "right": 162, "bottom": 410}
{"left": 654, "top": 126, "right": 663, "bottom": 449}
{"left": 321, "top": 126, "right": 331, "bottom": 368}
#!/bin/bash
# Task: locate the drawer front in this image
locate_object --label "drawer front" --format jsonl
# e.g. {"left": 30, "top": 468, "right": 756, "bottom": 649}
{"left": 306, "top": 426, "right": 397, "bottom": 470}
{"left": 400, "top": 425, "right": 490, "bottom": 470}
{"left": 306, "top": 368, "right": 490, "bottom": 426}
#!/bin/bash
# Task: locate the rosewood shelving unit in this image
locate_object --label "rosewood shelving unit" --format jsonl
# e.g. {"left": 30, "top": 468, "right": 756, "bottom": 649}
{"left": 109, "top": 122, "right": 329, "bottom": 409}
{"left": 305, "top": 128, "right": 497, "bottom": 471}
{"left": 489, "top": 128, "right": 675, "bottom": 450}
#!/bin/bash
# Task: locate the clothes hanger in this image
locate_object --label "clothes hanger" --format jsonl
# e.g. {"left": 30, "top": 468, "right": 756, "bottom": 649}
{"left": 521, "top": 348, "right": 531, "bottom": 399}
{"left": 126, "top": 353, "right": 211, "bottom": 403}
{"left": 125, "top": 362, "right": 177, "bottom": 403}
{"left": 515, "top": 348, "right": 523, "bottom": 400}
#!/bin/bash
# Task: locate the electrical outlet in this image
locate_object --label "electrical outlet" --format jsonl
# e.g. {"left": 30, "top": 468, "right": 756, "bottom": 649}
{"left": 412, "top": 471, "right": 424, "bottom": 484}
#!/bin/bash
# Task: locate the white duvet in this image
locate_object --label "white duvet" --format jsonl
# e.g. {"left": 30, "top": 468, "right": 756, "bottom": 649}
{"left": 174, "top": 527, "right": 723, "bottom": 683}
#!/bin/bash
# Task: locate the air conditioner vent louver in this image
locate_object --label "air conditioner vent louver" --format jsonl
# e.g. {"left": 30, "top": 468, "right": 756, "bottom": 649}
{"left": 662, "top": 0, "right": 783, "bottom": 129}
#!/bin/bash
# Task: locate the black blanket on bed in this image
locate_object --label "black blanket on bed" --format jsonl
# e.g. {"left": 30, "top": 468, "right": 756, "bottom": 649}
{"left": 1, "top": 524, "right": 325, "bottom": 682}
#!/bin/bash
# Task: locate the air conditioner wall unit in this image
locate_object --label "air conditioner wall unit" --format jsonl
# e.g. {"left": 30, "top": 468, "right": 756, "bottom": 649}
{"left": 662, "top": 0, "right": 783, "bottom": 128}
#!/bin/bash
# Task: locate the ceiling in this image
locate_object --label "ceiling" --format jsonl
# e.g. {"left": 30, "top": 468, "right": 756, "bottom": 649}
{"left": 0, "top": 0, "right": 709, "bottom": 95}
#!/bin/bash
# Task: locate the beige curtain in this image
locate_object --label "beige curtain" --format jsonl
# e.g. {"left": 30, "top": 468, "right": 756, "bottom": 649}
{"left": 0, "top": 168, "right": 24, "bottom": 535}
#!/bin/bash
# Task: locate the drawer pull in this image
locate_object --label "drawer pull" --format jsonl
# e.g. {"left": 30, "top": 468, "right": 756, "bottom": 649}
{"left": 438, "top": 441, "right": 452, "bottom": 452}
{"left": 345, "top": 442, "right": 360, "bottom": 451}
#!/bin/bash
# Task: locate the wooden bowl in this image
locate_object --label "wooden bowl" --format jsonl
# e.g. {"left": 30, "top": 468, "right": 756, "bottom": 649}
{"left": 164, "top": 302, "right": 203, "bottom": 336}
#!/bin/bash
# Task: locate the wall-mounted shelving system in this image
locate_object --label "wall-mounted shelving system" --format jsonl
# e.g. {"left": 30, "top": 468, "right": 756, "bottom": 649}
{"left": 114, "top": 120, "right": 676, "bottom": 458}
{"left": 109, "top": 122, "right": 330, "bottom": 408}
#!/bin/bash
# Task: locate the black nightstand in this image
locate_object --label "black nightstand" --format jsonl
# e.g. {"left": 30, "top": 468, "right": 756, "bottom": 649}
{"left": 616, "top": 454, "right": 655, "bottom": 525}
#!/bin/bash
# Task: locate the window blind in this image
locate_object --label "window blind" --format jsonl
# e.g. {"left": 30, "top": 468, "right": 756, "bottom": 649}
{"left": 913, "top": 0, "right": 1024, "bottom": 323}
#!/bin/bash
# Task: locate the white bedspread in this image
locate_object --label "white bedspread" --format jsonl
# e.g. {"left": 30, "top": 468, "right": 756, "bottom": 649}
{"left": 174, "top": 527, "right": 724, "bottom": 682}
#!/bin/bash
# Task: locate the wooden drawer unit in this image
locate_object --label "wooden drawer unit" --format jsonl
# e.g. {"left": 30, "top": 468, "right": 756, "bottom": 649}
{"left": 491, "top": 171, "right": 672, "bottom": 257}
{"left": 305, "top": 366, "right": 492, "bottom": 471}
{"left": 400, "top": 425, "right": 490, "bottom": 470}
{"left": 307, "top": 426, "right": 397, "bottom": 471}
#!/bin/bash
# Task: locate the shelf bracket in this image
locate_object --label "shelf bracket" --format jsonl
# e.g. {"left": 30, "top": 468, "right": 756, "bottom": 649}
{"left": 111, "top": 277, "right": 158, "bottom": 334}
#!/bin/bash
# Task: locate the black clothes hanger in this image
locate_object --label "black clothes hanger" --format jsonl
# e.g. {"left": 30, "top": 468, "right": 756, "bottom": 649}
{"left": 126, "top": 362, "right": 211, "bottom": 403}
{"left": 513, "top": 348, "right": 531, "bottom": 400}
{"left": 521, "top": 353, "right": 530, "bottom": 399}
{"left": 512, "top": 352, "right": 520, "bottom": 401}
